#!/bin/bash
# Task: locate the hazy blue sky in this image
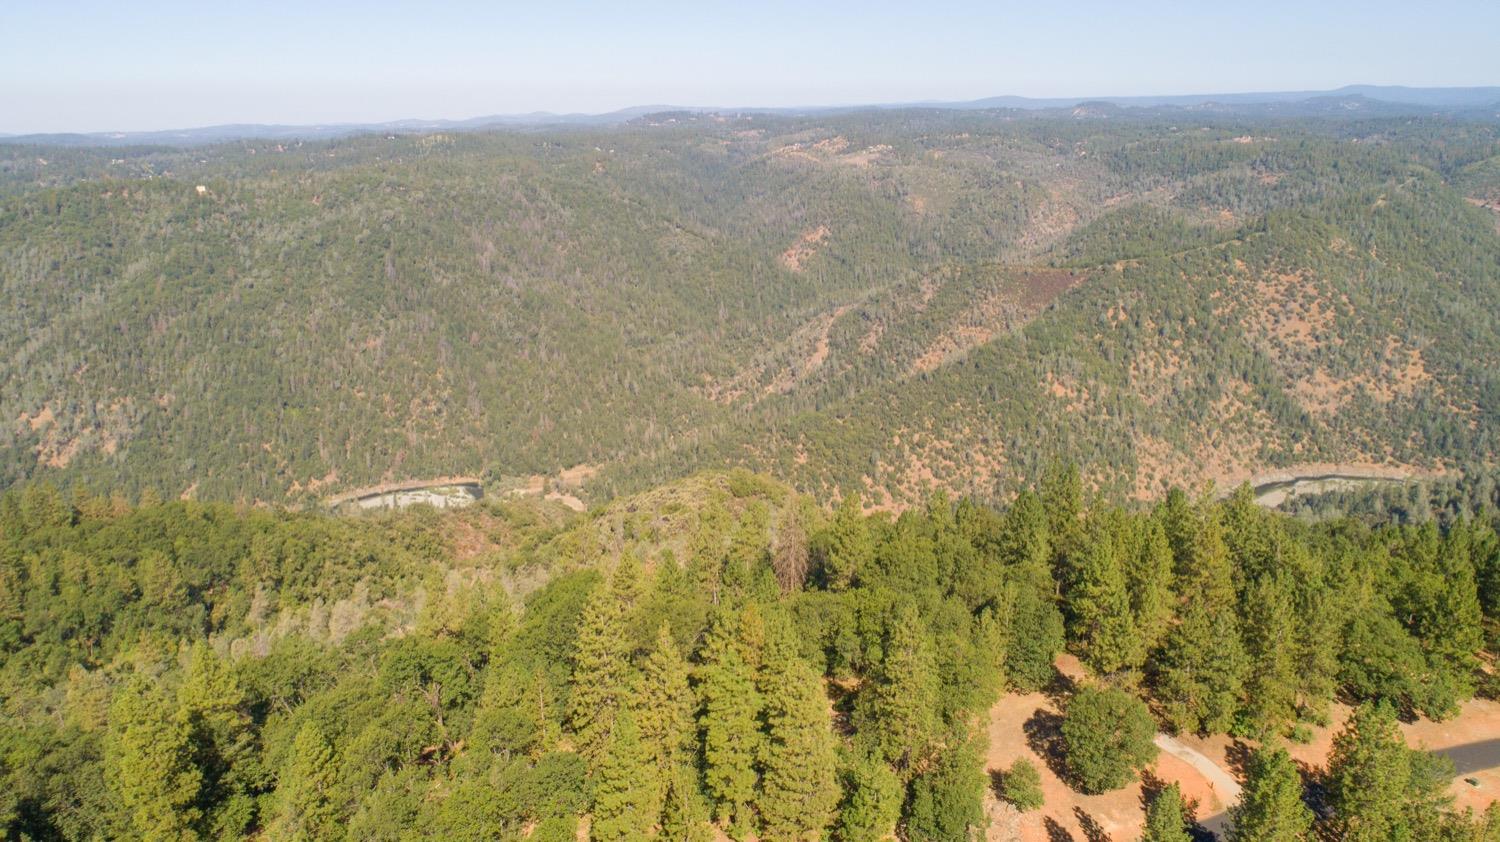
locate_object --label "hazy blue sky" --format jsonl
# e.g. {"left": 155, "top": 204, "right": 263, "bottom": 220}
{"left": 2, "top": 0, "right": 1498, "bottom": 133}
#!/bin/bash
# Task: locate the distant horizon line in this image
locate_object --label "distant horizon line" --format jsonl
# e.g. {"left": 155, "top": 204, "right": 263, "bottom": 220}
{"left": 3, "top": 82, "right": 1498, "bottom": 139}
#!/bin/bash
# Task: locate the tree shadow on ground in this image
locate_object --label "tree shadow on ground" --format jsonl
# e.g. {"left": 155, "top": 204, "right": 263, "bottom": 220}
{"left": 1024, "top": 708, "right": 1069, "bottom": 781}
{"left": 1073, "top": 806, "right": 1111, "bottom": 842}
{"left": 1141, "top": 768, "right": 1213, "bottom": 840}
{"left": 1139, "top": 768, "right": 1167, "bottom": 811}
{"left": 1043, "top": 665, "right": 1079, "bottom": 706}
{"left": 1225, "top": 739, "right": 1253, "bottom": 782}
{"left": 1044, "top": 816, "right": 1075, "bottom": 842}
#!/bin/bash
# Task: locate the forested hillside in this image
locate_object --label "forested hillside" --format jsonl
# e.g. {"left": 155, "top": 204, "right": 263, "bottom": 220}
{"left": 6, "top": 469, "right": 1500, "bottom": 839}
{"left": 4, "top": 111, "right": 1500, "bottom": 505}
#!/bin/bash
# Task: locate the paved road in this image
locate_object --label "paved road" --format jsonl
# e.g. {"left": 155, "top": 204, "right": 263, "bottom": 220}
{"left": 1155, "top": 734, "right": 1241, "bottom": 837}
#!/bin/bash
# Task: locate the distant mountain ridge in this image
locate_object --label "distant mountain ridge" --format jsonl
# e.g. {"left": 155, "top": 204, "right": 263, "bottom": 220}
{"left": 4, "top": 107, "right": 1500, "bottom": 505}
{"left": 3, "top": 84, "right": 1497, "bottom": 147}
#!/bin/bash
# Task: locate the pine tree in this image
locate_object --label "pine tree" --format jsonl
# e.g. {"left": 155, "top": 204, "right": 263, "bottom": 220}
{"left": 106, "top": 676, "right": 202, "bottom": 841}
{"left": 591, "top": 709, "right": 659, "bottom": 842}
{"left": 268, "top": 722, "right": 337, "bottom": 842}
{"left": 1241, "top": 574, "right": 1299, "bottom": 734}
{"left": 758, "top": 629, "right": 839, "bottom": 842}
{"left": 661, "top": 766, "right": 714, "bottom": 842}
{"left": 177, "top": 641, "right": 256, "bottom": 838}
{"left": 1229, "top": 745, "right": 1313, "bottom": 842}
{"left": 1326, "top": 701, "right": 1411, "bottom": 842}
{"left": 697, "top": 609, "right": 764, "bottom": 835}
{"left": 1142, "top": 782, "right": 1192, "bottom": 842}
{"left": 634, "top": 623, "right": 695, "bottom": 775}
{"left": 903, "top": 733, "right": 986, "bottom": 842}
{"left": 1428, "top": 525, "right": 1484, "bottom": 682}
{"left": 723, "top": 503, "right": 771, "bottom": 597}
{"left": 856, "top": 603, "right": 939, "bottom": 773}
{"left": 1002, "top": 758, "right": 1044, "bottom": 811}
{"left": 611, "top": 552, "right": 646, "bottom": 610}
{"left": 1155, "top": 515, "right": 1247, "bottom": 734}
{"left": 1070, "top": 518, "right": 1140, "bottom": 675}
{"left": 824, "top": 491, "right": 873, "bottom": 590}
{"left": 1001, "top": 490, "right": 1053, "bottom": 594}
{"left": 569, "top": 578, "right": 630, "bottom": 763}
{"left": 1039, "top": 463, "right": 1084, "bottom": 567}
{"left": 689, "top": 495, "right": 732, "bottom": 600}
{"left": 1291, "top": 571, "right": 1342, "bottom": 723}
{"left": 472, "top": 660, "right": 553, "bottom": 759}
{"left": 1128, "top": 517, "right": 1175, "bottom": 655}
{"left": 834, "top": 749, "right": 903, "bottom": 842}
{"left": 1156, "top": 488, "right": 1199, "bottom": 577}
{"left": 1005, "top": 582, "right": 1066, "bottom": 692}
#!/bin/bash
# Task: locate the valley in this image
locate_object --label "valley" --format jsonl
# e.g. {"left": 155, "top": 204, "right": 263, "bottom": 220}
{"left": 5, "top": 110, "right": 1499, "bottom": 509}
{"left": 5, "top": 99, "right": 1500, "bottom": 842}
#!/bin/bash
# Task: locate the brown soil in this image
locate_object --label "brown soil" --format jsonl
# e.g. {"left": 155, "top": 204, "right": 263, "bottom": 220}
{"left": 1281, "top": 698, "right": 1500, "bottom": 816}
{"left": 984, "top": 656, "right": 1226, "bottom": 841}
{"left": 19, "top": 398, "right": 133, "bottom": 468}
{"left": 779, "top": 225, "right": 831, "bottom": 272}
{"left": 1466, "top": 197, "right": 1500, "bottom": 234}
{"left": 911, "top": 270, "right": 1082, "bottom": 374}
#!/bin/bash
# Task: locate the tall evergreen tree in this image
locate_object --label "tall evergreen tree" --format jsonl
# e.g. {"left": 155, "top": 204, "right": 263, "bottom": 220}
{"left": 1039, "top": 462, "right": 1084, "bottom": 566}
{"left": 1241, "top": 573, "right": 1300, "bottom": 734}
{"left": 106, "top": 676, "right": 202, "bottom": 841}
{"left": 903, "top": 734, "right": 986, "bottom": 842}
{"left": 834, "top": 748, "right": 904, "bottom": 842}
{"left": 177, "top": 642, "right": 257, "bottom": 838}
{"left": 1229, "top": 745, "right": 1313, "bottom": 842}
{"left": 758, "top": 628, "right": 839, "bottom": 842}
{"left": 696, "top": 609, "right": 764, "bottom": 836}
{"left": 824, "top": 492, "right": 873, "bottom": 591}
{"left": 569, "top": 578, "right": 631, "bottom": 763}
{"left": 1156, "top": 487, "right": 1199, "bottom": 577}
{"left": 1325, "top": 701, "right": 1412, "bottom": 842}
{"left": 689, "top": 495, "right": 733, "bottom": 601}
{"left": 1128, "top": 517, "right": 1175, "bottom": 655}
{"left": 268, "top": 722, "right": 337, "bottom": 842}
{"left": 856, "top": 603, "right": 939, "bottom": 774}
{"left": 1070, "top": 517, "right": 1140, "bottom": 675}
{"left": 634, "top": 623, "right": 696, "bottom": 775}
{"left": 1155, "top": 514, "right": 1247, "bottom": 734}
{"left": 1001, "top": 490, "right": 1054, "bottom": 592}
{"left": 1142, "top": 782, "right": 1192, "bottom": 842}
{"left": 661, "top": 766, "right": 714, "bottom": 842}
{"left": 591, "top": 709, "right": 659, "bottom": 842}
{"left": 1005, "top": 582, "right": 1066, "bottom": 692}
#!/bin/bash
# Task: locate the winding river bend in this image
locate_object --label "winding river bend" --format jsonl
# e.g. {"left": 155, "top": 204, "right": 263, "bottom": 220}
{"left": 1247, "top": 469, "right": 1416, "bottom": 507}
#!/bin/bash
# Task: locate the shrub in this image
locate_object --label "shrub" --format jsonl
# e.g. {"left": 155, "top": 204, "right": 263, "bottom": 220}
{"left": 1001, "top": 758, "right": 1044, "bottom": 811}
{"left": 1060, "top": 686, "right": 1158, "bottom": 793}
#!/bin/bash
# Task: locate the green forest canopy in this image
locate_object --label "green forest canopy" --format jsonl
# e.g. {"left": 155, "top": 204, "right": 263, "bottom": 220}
{"left": 5, "top": 467, "right": 1500, "bottom": 839}
{"left": 4, "top": 111, "right": 1500, "bottom": 506}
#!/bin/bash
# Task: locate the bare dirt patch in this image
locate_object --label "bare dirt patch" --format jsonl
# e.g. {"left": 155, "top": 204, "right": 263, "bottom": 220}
{"left": 1466, "top": 197, "right": 1500, "bottom": 234}
{"left": 557, "top": 462, "right": 599, "bottom": 487}
{"left": 984, "top": 658, "right": 1226, "bottom": 841}
{"left": 544, "top": 490, "right": 587, "bottom": 512}
{"left": 699, "top": 304, "right": 851, "bottom": 404}
{"left": 779, "top": 225, "right": 831, "bottom": 272}
{"left": 19, "top": 398, "right": 134, "bottom": 468}
{"left": 911, "top": 269, "right": 1082, "bottom": 374}
{"left": 767, "top": 134, "right": 890, "bottom": 168}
